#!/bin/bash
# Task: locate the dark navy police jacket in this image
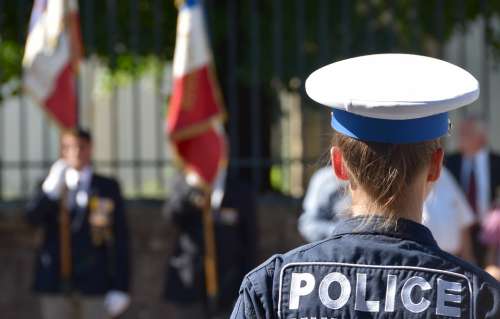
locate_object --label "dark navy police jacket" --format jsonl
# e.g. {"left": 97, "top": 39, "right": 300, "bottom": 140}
{"left": 26, "top": 174, "right": 130, "bottom": 295}
{"left": 231, "top": 217, "right": 500, "bottom": 318}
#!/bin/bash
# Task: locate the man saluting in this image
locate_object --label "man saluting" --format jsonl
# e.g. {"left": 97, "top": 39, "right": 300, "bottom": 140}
{"left": 26, "top": 128, "right": 131, "bottom": 319}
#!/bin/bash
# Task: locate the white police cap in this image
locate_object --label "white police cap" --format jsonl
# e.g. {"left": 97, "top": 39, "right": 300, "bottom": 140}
{"left": 305, "top": 54, "right": 479, "bottom": 143}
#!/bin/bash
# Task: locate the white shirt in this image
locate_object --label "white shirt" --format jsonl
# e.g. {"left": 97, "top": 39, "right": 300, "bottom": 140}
{"left": 460, "top": 148, "right": 491, "bottom": 220}
{"left": 43, "top": 161, "right": 93, "bottom": 208}
{"left": 65, "top": 166, "right": 92, "bottom": 192}
{"left": 423, "top": 167, "right": 475, "bottom": 254}
{"left": 65, "top": 166, "right": 93, "bottom": 209}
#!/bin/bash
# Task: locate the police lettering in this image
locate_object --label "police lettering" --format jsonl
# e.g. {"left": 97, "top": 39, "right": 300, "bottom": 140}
{"left": 288, "top": 272, "right": 462, "bottom": 317}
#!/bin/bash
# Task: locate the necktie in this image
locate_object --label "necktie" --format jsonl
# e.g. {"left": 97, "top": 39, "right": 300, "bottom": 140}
{"left": 467, "top": 163, "right": 477, "bottom": 214}
{"left": 59, "top": 185, "right": 72, "bottom": 285}
{"left": 68, "top": 183, "right": 79, "bottom": 211}
{"left": 69, "top": 181, "right": 87, "bottom": 231}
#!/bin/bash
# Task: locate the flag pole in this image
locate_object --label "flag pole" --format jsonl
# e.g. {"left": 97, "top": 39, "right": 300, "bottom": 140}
{"left": 202, "top": 189, "right": 219, "bottom": 315}
{"left": 168, "top": 0, "right": 223, "bottom": 313}
{"left": 74, "top": 71, "right": 80, "bottom": 127}
{"left": 59, "top": 185, "right": 72, "bottom": 292}
{"left": 67, "top": 0, "right": 83, "bottom": 128}
{"left": 198, "top": 1, "right": 219, "bottom": 307}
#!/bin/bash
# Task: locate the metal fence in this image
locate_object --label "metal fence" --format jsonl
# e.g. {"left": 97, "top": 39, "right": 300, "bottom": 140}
{"left": 0, "top": 0, "right": 497, "bottom": 200}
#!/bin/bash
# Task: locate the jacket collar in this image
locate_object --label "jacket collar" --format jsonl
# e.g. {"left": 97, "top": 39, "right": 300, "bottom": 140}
{"left": 332, "top": 216, "right": 439, "bottom": 248}
{"left": 65, "top": 165, "right": 93, "bottom": 191}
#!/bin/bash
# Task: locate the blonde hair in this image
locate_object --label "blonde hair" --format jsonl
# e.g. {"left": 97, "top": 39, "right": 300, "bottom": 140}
{"left": 333, "top": 133, "right": 441, "bottom": 226}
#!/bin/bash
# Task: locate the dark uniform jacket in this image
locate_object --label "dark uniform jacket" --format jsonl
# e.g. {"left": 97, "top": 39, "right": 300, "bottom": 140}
{"left": 163, "top": 177, "right": 257, "bottom": 311}
{"left": 445, "top": 152, "right": 500, "bottom": 204}
{"left": 231, "top": 217, "right": 500, "bottom": 319}
{"left": 26, "top": 174, "right": 130, "bottom": 295}
{"left": 445, "top": 152, "right": 500, "bottom": 266}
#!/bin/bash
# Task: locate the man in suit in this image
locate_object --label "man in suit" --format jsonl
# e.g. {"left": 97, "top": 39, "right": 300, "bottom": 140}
{"left": 163, "top": 172, "right": 257, "bottom": 319}
{"left": 26, "top": 128, "right": 130, "bottom": 319}
{"left": 446, "top": 116, "right": 500, "bottom": 267}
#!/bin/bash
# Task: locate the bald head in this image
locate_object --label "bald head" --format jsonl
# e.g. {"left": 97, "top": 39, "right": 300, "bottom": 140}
{"left": 458, "top": 116, "right": 487, "bottom": 156}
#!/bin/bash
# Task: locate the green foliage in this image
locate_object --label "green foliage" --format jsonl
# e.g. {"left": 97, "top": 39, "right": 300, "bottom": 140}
{"left": 0, "top": 0, "right": 177, "bottom": 84}
{"left": 1, "top": 0, "right": 500, "bottom": 96}
{"left": 81, "top": 0, "right": 177, "bottom": 60}
{"left": 0, "top": 40, "right": 23, "bottom": 84}
{"left": 97, "top": 54, "right": 165, "bottom": 91}
{"left": 0, "top": 40, "right": 23, "bottom": 101}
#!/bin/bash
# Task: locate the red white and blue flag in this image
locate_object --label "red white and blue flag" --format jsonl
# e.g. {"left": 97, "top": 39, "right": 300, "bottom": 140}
{"left": 23, "top": 0, "right": 82, "bottom": 129}
{"left": 167, "top": 0, "right": 227, "bottom": 188}
{"left": 167, "top": 0, "right": 228, "bottom": 303}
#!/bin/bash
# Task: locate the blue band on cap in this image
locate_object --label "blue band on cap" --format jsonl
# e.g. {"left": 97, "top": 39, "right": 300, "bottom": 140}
{"left": 184, "top": 0, "right": 199, "bottom": 7}
{"left": 331, "top": 110, "right": 449, "bottom": 143}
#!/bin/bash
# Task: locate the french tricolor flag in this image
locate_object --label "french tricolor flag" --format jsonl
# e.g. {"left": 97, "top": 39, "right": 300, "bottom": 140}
{"left": 23, "top": 0, "right": 82, "bottom": 129}
{"left": 167, "top": 0, "right": 227, "bottom": 187}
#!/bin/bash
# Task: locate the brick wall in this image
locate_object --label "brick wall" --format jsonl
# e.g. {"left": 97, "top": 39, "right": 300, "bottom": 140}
{"left": 0, "top": 195, "right": 304, "bottom": 318}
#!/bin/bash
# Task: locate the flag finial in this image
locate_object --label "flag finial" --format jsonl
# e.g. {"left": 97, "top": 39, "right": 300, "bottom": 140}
{"left": 175, "top": 0, "right": 185, "bottom": 9}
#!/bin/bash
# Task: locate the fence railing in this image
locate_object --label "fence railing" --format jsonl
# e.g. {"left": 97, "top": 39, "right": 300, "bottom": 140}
{"left": 0, "top": 0, "right": 497, "bottom": 200}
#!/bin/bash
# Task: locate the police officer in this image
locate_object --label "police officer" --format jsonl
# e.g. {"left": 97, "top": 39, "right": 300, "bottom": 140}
{"left": 26, "top": 128, "right": 130, "bottom": 319}
{"left": 230, "top": 54, "right": 500, "bottom": 318}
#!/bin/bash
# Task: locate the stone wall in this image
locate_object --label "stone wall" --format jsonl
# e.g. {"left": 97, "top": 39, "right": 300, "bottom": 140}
{"left": 0, "top": 195, "right": 304, "bottom": 318}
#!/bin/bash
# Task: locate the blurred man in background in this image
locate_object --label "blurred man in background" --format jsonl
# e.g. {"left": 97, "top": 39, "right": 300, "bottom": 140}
{"left": 446, "top": 116, "right": 500, "bottom": 267}
{"left": 298, "top": 166, "right": 350, "bottom": 242}
{"left": 422, "top": 167, "right": 475, "bottom": 262}
{"left": 26, "top": 128, "right": 130, "bottom": 319}
{"left": 299, "top": 165, "right": 477, "bottom": 263}
{"left": 163, "top": 172, "right": 257, "bottom": 319}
